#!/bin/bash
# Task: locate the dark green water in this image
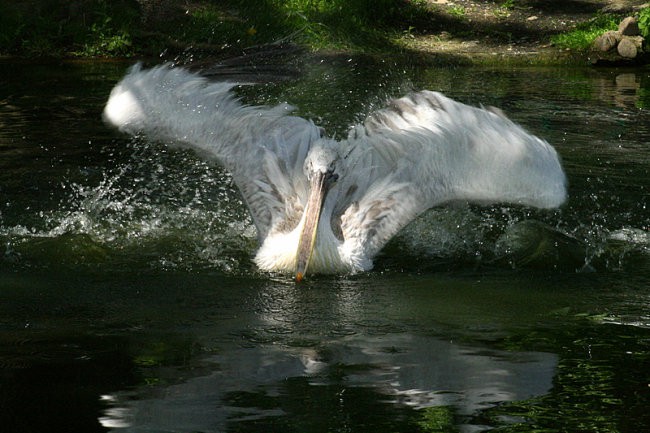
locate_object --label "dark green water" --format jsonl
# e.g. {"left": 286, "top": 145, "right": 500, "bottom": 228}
{"left": 1, "top": 58, "right": 649, "bottom": 433}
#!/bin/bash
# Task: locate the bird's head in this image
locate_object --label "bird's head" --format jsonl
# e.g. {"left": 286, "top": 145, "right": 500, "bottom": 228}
{"left": 303, "top": 140, "right": 340, "bottom": 182}
{"left": 295, "top": 140, "right": 340, "bottom": 282}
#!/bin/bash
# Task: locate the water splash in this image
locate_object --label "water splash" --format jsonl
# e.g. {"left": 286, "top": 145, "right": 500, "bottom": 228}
{"left": 2, "top": 104, "right": 649, "bottom": 276}
{"left": 3, "top": 147, "right": 648, "bottom": 275}
{"left": 1, "top": 139, "right": 256, "bottom": 273}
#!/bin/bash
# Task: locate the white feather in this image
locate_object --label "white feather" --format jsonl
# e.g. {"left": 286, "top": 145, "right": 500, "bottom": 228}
{"left": 104, "top": 65, "right": 567, "bottom": 275}
{"left": 103, "top": 63, "right": 320, "bottom": 242}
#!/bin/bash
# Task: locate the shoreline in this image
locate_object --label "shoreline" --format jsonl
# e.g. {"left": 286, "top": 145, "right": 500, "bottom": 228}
{"left": 1, "top": 1, "right": 648, "bottom": 67}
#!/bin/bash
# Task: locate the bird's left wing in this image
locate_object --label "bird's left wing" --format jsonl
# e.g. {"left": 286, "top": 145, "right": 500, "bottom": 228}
{"left": 104, "top": 64, "right": 322, "bottom": 240}
{"left": 334, "top": 91, "right": 567, "bottom": 262}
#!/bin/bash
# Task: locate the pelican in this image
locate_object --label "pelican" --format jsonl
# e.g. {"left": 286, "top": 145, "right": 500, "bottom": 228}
{"left": 103, "top": 64, "right": 566, "bottom": 280}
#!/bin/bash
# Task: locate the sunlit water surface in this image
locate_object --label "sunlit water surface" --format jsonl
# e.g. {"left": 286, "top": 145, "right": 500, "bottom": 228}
{"left": 1, "top": 58, "right": 649, "bottom": 433}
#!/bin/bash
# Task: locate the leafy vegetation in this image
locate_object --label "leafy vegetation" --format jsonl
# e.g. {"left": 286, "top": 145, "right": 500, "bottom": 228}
{"left": 447, "top": 6, "right": 467, "bottom": 19}
{"left": 0, "top": 0, "right": 643, "bottom": 60}
{"left": 0, "top": 0, "right": 139, "bottom": 56}
{"left": 550, "top": 13, "right": 619, "bottom": 50}
{"left": 183, "top": 0, "right": 435, "bottom": 51}
{"left": 639, "top": 6, "right": 650, "bottom": 39}
{"left": 0, "top": 0, "right": 435, "bottom": 57}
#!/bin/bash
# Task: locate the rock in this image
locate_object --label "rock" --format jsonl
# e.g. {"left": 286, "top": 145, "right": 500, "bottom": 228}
{"left": 594, "top": 30, "right": 621, "bottom": 52}
{"left": 628, "top": 35, "right": 645, "bottom": 49}
{"left": 617, "top": 37, "right": 638, "bottom": 58}
{"left": 618, "top": 17, "right": 640, "bottom": 36}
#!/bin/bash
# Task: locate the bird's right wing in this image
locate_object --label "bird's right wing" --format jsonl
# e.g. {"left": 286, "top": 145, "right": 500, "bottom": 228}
{"left": 103, "top": 64, "right": 322, "bottom": 240}
{"left": 335, "top": 91, "right": 567, "bottom": 262}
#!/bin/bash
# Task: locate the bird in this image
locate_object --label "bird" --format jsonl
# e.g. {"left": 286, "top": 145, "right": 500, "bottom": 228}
{"left": 103, "top": 63, "right": 567, "bottom": 281}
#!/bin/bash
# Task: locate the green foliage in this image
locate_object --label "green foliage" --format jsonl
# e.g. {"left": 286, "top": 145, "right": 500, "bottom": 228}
{"left": 639, "top": 7, "right": 650, "bottom": 39}
{"left": 550, "top": 13, "right": 619, "bottom": 50}
{"left": 0, "top": 0, "right": 139, "bottom": 57}
{"left": 493, "top": 0, "right": 516, "bottom": 18}
{"left": 252, "top": 0, "right": 434, "bottom": 50}
{"left": 0, "top": 0, "right": 437, "bottom": 57}
{"left": 8, "top": 0, "right": 632, "bottom": 59}
{"left": 74, "top": 17, "right": 133, "bottom": 57}
{"left": 447, "top": 6, "right": 467, "bottom": 19}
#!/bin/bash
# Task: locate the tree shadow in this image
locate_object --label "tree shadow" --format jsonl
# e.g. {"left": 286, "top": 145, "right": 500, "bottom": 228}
{"left": 191, "top": 0, "right": 611, "bottom": 58}
{"left": 523, "top": 0, "right": 608, "bottom": 14}
{"left": 0, "top": 0, "right": 620, "bottom": 59}
{"left": 155, "top": 0, "right": 621, "bottom": 84}
{"left": 404, "top": 0, "right": 610, "bottom": 44}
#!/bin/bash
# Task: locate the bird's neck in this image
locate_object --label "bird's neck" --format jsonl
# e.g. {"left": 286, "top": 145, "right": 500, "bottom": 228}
{"left": 254, "top": 210, "right": 349, "bottom": 275}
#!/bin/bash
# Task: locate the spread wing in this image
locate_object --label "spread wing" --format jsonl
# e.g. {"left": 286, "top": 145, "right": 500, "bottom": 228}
{"left": 334, "top": 91, "right": 567, "bottom": 261}
{"left": 103, "top": 64, "right": 322, "bottom": 240}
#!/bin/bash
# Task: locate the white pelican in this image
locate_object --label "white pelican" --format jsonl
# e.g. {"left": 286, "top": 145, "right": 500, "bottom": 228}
{"left": 104, "top": 64, "right": 566, "bottom": 280}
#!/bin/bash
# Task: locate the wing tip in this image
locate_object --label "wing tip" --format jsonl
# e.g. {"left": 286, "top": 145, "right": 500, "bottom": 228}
{"left": 103, "top": 84, "right": 144, "bottom": 131}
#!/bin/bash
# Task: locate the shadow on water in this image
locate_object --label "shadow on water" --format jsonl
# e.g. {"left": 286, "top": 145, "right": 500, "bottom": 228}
{"left": 1, "top": 58, "right": 650, "bottom": 432}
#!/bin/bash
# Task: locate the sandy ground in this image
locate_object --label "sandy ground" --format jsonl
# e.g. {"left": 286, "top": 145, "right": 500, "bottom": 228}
{"left": 400, "top": 0, "right": 648, "bottom": 63}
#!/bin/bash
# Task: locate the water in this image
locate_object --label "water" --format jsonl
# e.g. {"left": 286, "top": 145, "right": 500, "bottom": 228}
{"left": 1, "top": 57, "right": 649, "bottom": 433}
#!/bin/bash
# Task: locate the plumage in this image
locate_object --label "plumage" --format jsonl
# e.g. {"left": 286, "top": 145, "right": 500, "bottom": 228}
{"left": 104, "top": 64, "right": 567, "bottom": 278}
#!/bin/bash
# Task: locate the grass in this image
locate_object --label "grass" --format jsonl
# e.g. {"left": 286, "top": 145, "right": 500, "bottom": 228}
{"left": 447, "top": 6, "right": 467, "bottom": 20}
{"left": 0, "top": 0, "right": 139, "bottom": 57}
{"left": 212, "top": 0, "right": 435, "bottom": 51}
{"left": 0, "top": 0, "right": 435, "bottom": 57}
{"left": 1, "top": 0, "right": 644, "bottom": 61}
{"left": 550, "top": 13, "right": 619, "bottom": 50}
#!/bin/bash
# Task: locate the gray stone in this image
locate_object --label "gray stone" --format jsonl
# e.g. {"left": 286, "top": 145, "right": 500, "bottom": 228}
{"left": 618, "top": 17, "right": 640, "bottom": 36}
{"left": 617, "top": 37, "right": 638, "bottom": 58}
{"left": 594, "top": 31, "right": 620, "bottom": 52}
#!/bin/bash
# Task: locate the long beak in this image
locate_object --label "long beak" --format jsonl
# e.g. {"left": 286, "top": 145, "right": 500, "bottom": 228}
{"left": 295, "top": 172, "right": 329, "bottom": 282}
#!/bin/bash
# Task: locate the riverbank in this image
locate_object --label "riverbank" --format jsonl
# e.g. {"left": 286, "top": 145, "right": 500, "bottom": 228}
{"left": 1, "top": 1, "right": 648, "bottom": 66}
{"left": 400, "top": 0, "right": 649, "bottom": 65}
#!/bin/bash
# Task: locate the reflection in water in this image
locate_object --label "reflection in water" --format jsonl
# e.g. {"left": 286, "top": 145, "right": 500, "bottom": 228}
{"left": 594, "top": 72, "right": 643, "bottom": 109}
{"left": 1, "top": 60, "right": 650, "bottom": 433}
{"left": 99, "top": 335, "right": 556, "bottom": 432}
